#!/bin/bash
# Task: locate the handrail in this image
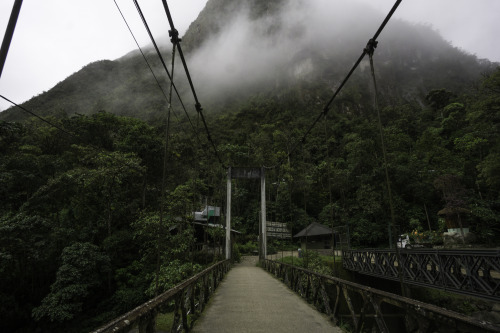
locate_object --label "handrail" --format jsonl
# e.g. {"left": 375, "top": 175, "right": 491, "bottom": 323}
{"left": 262, "top": 259, "right": 500, "bottom": 332}
{"left": 92, "top": 259, "right": 231, "bottom": 333}
{"left": 342, "top": 249, "right": 500, "bottom": 301}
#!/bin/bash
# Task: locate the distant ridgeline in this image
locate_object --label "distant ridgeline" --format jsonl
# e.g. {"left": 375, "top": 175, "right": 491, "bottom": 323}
{"left": 0, "top": 0, "right": 496, "bottom": 122}
{"left": 1, "top": 1, "right": 500, "bottom": 332}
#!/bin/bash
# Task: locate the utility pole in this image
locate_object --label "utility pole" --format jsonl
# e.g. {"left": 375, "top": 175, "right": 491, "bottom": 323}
{"left": 0, "top": 0, "right": 23, "bottom": 78}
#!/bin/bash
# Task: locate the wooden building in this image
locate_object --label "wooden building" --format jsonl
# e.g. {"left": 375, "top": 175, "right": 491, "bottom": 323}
{"left": 294, "top": 222, "right": 333, "bottom": 251}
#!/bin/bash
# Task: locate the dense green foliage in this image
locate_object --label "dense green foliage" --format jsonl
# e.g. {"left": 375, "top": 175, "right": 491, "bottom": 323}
{"left": 210, "top": 68, "right": 500, "bottom": 245}
{"left": 1, "top": 68, "right": 499, "bottom": 332}
{"left": 1, "top": 0, "right": 495, "bottom": 123}
{"left": 1, "top": 1, "right": 499, "bottom": 331}
{"left": 0, "top": 113, "right": 218, "bottom": 332}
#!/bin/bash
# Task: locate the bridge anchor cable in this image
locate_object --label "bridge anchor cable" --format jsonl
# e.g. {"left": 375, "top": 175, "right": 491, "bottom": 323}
{"left": 366, "top": 34, "right": 408, "bottom": 298}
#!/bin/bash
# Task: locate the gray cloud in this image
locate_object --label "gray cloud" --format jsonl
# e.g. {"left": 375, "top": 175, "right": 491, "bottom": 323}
{"left": 184, "top": 0, "right": 499, "bottom": 104}
{"left": 184, "top": 0, "right": 395, "bottom": 100}
{"left": 0, "top": 0, "right": 206, "bottom": 111}
{"left": 1, "top": 0, "right": 498, "bottom": 112}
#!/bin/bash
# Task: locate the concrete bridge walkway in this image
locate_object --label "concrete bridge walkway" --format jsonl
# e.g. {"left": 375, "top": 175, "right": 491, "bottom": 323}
{"left": 192, "top": 256, "right": 342, "bottom": 333}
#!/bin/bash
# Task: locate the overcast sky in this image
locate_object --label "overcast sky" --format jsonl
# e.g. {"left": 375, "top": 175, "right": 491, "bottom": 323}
{"left": 0, "top": 0, "right": 499, "bottom": 112}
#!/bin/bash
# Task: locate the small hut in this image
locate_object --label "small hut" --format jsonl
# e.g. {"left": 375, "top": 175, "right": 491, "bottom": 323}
{"left": 437, "top": 207, "right": 470, "bottom": 233}
{"left": 294, "top": 222, "right": 333, "bottom": 252}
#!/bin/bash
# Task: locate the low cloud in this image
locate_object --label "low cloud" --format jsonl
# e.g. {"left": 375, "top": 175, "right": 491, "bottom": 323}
{"left": 186, "top": 0, "right": 386, "bottom": 100}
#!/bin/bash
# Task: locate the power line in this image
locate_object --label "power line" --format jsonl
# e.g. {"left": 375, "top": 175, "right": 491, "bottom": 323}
{"left": 160, "top": 0, "right": 226, "bottom": 168}
{"left": 1, "top": 95, "right": 117, "bottom": 151}
{"left": 265, "top": 0, "right": 402, "bottom": 169}
{"left": 1, "top": 94, "right": 216, "bottom": 177}
{"left": 2, "top": 2, "right": 216, "bottom": 174}
{"left": 0, "top": 94, "right": 147, "bottom": 178}
{"left": 0, "top": 95, "right": 129, "bottom": 161}
{"left": 0, "top": 94, "right": 75, "bottom": 137}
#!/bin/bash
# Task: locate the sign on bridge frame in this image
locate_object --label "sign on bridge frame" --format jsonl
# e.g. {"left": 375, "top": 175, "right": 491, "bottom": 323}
{"left": 266, "top": 221, "right": 291, "bottom": 239}
{"left": 226, "top": 167, "right": 267, "bottom": 260}
{"left": 230, "top": 167, "right": 262, "bottom": 179}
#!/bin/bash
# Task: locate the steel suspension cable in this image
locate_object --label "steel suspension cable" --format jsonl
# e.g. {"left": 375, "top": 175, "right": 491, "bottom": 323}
{"left": 113, "top": 0, "right": 179, "bottom": 120}
{"left": 265, "top": 0, "right": 402, "bottom": 170}
{"left": 160, "top": 0, "right": 199, "bottom": 105}
{"left": 2, "top": 2, "right": 206, "bottom": 174}
{"left": 324, "top": 0, "right": 402, "bottom": 112}
{"left": 0, "top": 0, "right": 23, "bottom": 78}
{"left": 323, "top": 113, "right": 337, "bottom": 276}
{"left": 132, "top": 0, "right": 174, "bottom": 96}
{"left": 367, "top": 44, "right": 396, "bottom": 248}
{"left": 130, "top": 0, "right": 210, "bottom": 162}
{"left": 155, "top": 42, "right": 177, "bottom": 296}
{"left": 160, "top": 0, "right": 225, "bottom": 168}
{"left": 366, "top": 40, "right": 408, "bottom": 297}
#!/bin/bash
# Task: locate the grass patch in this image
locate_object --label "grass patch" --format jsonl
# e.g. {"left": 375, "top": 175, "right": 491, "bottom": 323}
{"left": 320, "top": 254, "right": 342, "bottom": 265}
{"left": 278, "top": 254, "right": 342, "bottom": 267}
{"left": 410, "top": 286, "right": 491, "bottom": 316}
{"left": 156, "top": 312, "right": 200, "bottom": 331}
{"left": 156, "top": 312, "right": 174, "bottom": 331}
{"left": 279, "top": 256, "right": 303, "bottom": 266}
{"left": 277, "top": 252, "right": 352, "bottom": 280}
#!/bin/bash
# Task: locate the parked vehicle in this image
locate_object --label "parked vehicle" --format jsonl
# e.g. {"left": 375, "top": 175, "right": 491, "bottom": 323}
{"left": 397, "top": 234, "right": 412, "bottom": 249}
{"left": 397, "top": 234, "right": 426, "bottom": 249}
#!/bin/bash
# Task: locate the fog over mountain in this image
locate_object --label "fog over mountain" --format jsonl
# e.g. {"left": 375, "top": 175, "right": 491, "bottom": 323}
{"left": 177, "top": 0, "right": 495, "bottom": 108}
{"left": 186, "top": 0, "right": 385, "bottom": 93}
{"left": 0, "top": 0, "right": 496, "bottom": 121}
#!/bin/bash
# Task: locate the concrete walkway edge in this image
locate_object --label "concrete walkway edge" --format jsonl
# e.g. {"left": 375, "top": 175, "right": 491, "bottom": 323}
{"left": 192, "top": 256, "right": 343, "bottom": 333}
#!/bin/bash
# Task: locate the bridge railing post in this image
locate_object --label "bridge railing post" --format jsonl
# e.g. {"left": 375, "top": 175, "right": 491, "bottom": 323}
{"left": 262, "top": 258, "right": 500, "bottom": 333}
{"left": 92, "top": 260, "right": 231, "bottom": 333}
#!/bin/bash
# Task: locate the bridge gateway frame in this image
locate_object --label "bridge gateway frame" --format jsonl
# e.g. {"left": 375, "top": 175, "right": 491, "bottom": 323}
{"left": 226, "top": 167, "right": 266, "bottom": 260}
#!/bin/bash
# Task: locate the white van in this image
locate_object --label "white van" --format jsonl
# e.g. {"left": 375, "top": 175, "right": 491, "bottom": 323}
{"left": 397, "top": 234, "right": 411, "bottom": 249}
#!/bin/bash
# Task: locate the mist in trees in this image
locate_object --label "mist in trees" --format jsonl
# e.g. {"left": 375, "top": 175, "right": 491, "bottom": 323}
{"left": 1, "top": 67, "right": 500, "bottom": 331}
{"left": 1, "top": 1, "right": 499, "bottom": 327}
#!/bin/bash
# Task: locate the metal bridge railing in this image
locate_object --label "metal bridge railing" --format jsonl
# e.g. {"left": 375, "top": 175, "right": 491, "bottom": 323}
{"left": 342, "top": 249, "right": 500, "bottom": 302}
{"left": 262, "top": 259, "right": 500, "bottom": 332}
{"left": 92, "top": 260, "right": 231, "bottom": 333}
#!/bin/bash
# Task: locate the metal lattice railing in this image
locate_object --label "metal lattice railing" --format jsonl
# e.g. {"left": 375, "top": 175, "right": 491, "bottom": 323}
{"left": 342, "top": 249, "right": 500, "bottom": 301}
{"left": 92, "top": 260, "right": 231, "bottom": 333}
{"left": 262, "top": 259, "right": 500, "bottom": 333}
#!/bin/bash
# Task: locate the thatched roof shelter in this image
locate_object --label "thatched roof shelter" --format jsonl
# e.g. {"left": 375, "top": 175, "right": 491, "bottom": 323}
{"left": 437, "top": 207, "right": 470, "bottom": 229}
{"left": 437, "top": 207, "right": 470, "bottom": 216}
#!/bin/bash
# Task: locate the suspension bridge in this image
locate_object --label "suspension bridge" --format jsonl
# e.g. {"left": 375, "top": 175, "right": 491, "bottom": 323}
{"left": 92, "top": 253, "right": 499, "bottom": 333}
{"left": 2, "top": 1, "right": 500, "bottom": 332}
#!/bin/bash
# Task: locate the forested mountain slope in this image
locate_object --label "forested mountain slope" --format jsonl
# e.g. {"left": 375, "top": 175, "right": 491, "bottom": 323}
{"left": 1, "top": 0, "right": 499, "bottom": 332}
{"left": 0, "top": 0, "right": 495, "bottom": 122}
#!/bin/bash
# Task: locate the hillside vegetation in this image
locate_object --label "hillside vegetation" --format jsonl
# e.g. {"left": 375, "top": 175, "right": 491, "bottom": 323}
{"left": 0, "top": 0, "right": 495, "bottom": 122}
{"left": 1, "top": 0, "right": 499, "bottom": 331}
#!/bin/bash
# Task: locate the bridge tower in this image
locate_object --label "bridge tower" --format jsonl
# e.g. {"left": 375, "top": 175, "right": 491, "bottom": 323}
{"left": 226, "top": 167, "right": 266, "bottom": 259}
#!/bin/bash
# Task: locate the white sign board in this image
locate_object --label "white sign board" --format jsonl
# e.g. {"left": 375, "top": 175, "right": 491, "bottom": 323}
{"left": 266, "top": 221, "right": 291, "bottom": 238}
